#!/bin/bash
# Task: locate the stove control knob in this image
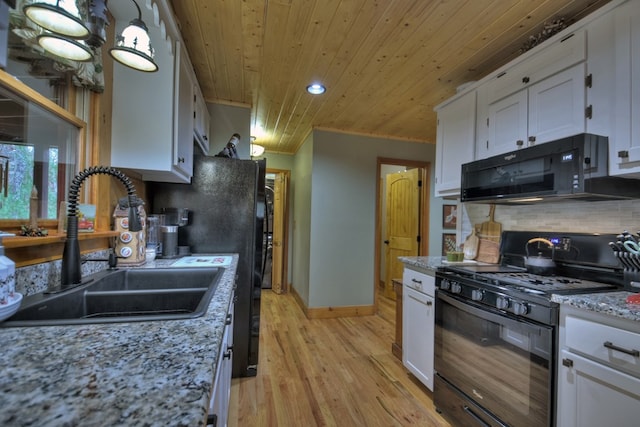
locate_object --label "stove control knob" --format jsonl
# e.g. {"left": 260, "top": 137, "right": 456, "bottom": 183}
{"left": 471, "top": 289, "right": 485, "bottom": 301}
{"left": 440, "top": 279, "right": 451, "bottom": 291}
{"left": 496, "top": 296, "right": 510, "bottom": 310}
{"left": 451, "top": 282, "right": 462, "bottom": 294}
{"left": 512, "top": 302, "right": 530, "bottom": 316}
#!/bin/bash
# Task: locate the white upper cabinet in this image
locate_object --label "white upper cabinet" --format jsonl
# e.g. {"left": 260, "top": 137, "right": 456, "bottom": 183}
{"left": 479, "top": 31, "right": 587, "bottom": 158}
{"left": 434, "top": 90, "right": 476, "bottom": 197}
{"left": 432, "top": 0, "right": 632, "bottom": 197}
{"left": 485, "top": 30, "right": 586, "bottom": 105}
{"left": 612, "top": 0, "right": 640, "bottom": 177}
{"left": 527, "top": 64, "right": 586, "bottom": 144}
{"left": 193, "top": 82, "right": 211, "bottom": 155}
{"left": 173, "top": 41, "right": 195, "bottom": 180}
{"left": 484, "top": 88, "right": 528, "bottom": 156}
{"left": 110, "top": 0, "right": 209, "bottom": 183}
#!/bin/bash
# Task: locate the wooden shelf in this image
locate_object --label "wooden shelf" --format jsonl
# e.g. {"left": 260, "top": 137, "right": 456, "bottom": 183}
{"left": 4, "top": 231, "right": 119, "bottom": 268}
{"left": 4, "top": 231, "right": 119, "bottom": 248}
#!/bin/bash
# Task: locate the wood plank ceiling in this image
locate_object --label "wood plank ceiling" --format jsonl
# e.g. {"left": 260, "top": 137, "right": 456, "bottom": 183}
{"left": 169, "top": 0, "right": 611, "bottom": 155}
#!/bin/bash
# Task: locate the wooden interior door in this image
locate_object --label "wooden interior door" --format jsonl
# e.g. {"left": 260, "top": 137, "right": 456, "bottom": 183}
{"left": 383, "top": 168, "right": 420, "bottom": 299}
{"left": 270, "top": 171, "right": 288, "bottom": 294}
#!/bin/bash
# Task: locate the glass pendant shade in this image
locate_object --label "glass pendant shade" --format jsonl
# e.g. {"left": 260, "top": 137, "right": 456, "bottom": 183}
{"left": 24, "top": 0, "right": 90, "bottom": 39}
{"left": 37, "top": 33, "right": 93, "bottom": 61}
{"left": 109, "top": 18, "right": 158, "bottom": 72}
{"left": 250, "top": 144, "right": 265, "bottom": 157}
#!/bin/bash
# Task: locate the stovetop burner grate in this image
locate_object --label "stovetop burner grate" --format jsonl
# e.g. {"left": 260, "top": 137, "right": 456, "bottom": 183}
{"left": 482, "top": 271, "right": 616, "bottom": 293}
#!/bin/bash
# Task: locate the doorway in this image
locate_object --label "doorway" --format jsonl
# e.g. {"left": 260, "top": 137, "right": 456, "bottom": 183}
{"left": 375, "top": 158, "right": 430, "bottom": 303}
{"left": 263, "top": 168, "right": 290, "bottom": 294}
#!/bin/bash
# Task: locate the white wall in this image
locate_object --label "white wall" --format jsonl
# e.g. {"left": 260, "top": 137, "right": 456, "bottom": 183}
{"left": 301, "top": 130, "right": 436, "bottom": 308}
{"left": 208, "top": 103, "right": 251, "bottom": 158}
{"left": 291, "top": 134, "right": 313, "bottom": 305}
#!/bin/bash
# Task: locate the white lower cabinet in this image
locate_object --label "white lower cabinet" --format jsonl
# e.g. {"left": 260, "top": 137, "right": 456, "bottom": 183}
{"left": 557, "top": 305, "right": 640, "bottom": 427}
{"left": 209, "top": 298, "right": 234, "bottom": 426}
{"left": 402, "top": 267, "right": 435, "bottom": 391}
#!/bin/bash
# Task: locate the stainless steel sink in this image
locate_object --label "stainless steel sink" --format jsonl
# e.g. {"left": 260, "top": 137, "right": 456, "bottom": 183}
{"left": 2, "top": 267, "right": 223, "bottom": 327}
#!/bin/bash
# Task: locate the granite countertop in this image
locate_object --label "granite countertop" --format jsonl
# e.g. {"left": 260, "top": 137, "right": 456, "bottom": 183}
{"left": 398, "top": 256, "right": 446, "bottom": 272}
{"left": 552, "top": 291, "right": 640, "bottom": 323}
{"left": 0, "top": 254, "right": 238, "bottom": 427}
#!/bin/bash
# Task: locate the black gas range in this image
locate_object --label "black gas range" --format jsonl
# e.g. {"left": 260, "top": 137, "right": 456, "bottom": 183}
{"left": 437, "top": 231, "right": 624, "bottom": 326}
{"left": 434, "top": 231, "right": 625, "bottom": 427}
{"left": 438, "top": 264, "right": 618, "bottom": 325}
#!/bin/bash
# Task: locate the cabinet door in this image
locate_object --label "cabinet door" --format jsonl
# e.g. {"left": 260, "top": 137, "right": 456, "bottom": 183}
{"left": 486, "top": 89, "right": 528, "bottom": 156}
{"left": 585, "top": 7, "right": 616, "bottom": 140}
{"left": 486, "top": 30, "right": 586, "bottom": 105}
{"left": 612, "top": 0, "right": 640, "bottom": 176}
{"left": 435, "top": 90, "right": 476, "bottom": 197}
{"left": 210, "top": 298, "right": 234, "bottom": 427}
{"left": 402, "top": 285, "right": 434, "bottom": 391}
{"left": 110, "top": 3, "right": 192, "bottom": 183}
{"left": 557, "top": 350, "right": 640, "bottom": 427}
{"left": 194, "top": 84, "right": 211, "bottom": 155}
{"left": 174, "top": 41, "right": 195, "bottom": 178}
{"left": 528, "top": 64, "right": 586, "bottom": 145}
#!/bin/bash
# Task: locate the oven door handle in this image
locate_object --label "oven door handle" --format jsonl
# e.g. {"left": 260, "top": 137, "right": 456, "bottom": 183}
{"left": 463, "top": 405, "right": 492, "bottom": 427}
{"left": 437, "top": 291, "right": 550, "bottom": 334}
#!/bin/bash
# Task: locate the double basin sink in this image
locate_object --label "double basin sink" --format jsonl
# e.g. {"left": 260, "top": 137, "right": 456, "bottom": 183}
{"left": 3, "top": 267, "right": 223, "bottom": 327}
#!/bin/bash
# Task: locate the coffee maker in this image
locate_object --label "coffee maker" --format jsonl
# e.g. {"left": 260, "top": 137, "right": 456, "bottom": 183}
{"left": 157, "top": 208, "right": 189, "bottom": 258}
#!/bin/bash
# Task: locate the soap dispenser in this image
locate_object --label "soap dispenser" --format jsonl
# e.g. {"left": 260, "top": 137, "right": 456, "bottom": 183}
{"left": 0, "top": 232, "right": 15, "bottom": 299}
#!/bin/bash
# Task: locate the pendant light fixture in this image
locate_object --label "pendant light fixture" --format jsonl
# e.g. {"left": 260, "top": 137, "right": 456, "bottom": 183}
{"left": 22, "top": 0, "right": 158, "bottom": 72}
{"left": 36, "top": 33, "right": 93, "bottom": 62}
{"left": 23, "top": 0, "right": 90, "bottom": 39}
{"left": 250, "top": 144, "right": 265, "bottom": 157}
{"left": 109, "top": 0, "right": 158, "bottom": 72}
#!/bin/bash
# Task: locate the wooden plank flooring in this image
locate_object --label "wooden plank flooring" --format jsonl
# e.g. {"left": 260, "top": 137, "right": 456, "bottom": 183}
{"left": 228, "top": 290, "right": 451, "bottom": 426}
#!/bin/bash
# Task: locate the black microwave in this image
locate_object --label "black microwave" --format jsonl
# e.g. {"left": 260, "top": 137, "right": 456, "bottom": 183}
{"left": 460, "top": 133, "right": 640, "bottom": 203}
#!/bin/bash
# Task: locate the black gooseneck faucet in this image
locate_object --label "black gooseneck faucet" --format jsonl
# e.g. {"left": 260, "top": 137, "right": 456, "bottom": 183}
{"left": 60, "top": 166, "right": 141, "bottom": 289}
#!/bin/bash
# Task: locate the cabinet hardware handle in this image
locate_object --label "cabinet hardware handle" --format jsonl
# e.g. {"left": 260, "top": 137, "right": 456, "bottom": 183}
{"left": 604, "top": 341, "right": 640, "bottom": 357}
{"left": 226, "top": 314, "right": 232, "bottom": 325}
{"left": 223, "top": 350, "right": 232, "bottom": 360}
{"left": 516, "top": 140, "right": 524, "bottom": 147}
{"left": 585, "top": 105, "right": 593, "bottom": 119}
{"left": 562, "top": 358, "right": 574, "bottom": 368}
{"left": 426, "top": 301, "right": 433, "bottom": 306}
{"left": 178, "top": 157, "right": 185, "bottom": 163}
{"left": 522, "top": 76, "right": 530, "bottom": 84}
{"left": 411, "top": 278, "right": 422, "bottom": 284}
{"left": 496, "top": 71, "right": 506, "bottom": 79}
{"left": 561, "top": 33, "right": 575, "bottom": 43}
{"left": 618, "top": 150, "right": 629, "bottom": 158}
{"left": 384, "top": 240, "right": 389, "bottom": 244}
{"left": 528, "top": 136, "right": 536, "bottom": 143}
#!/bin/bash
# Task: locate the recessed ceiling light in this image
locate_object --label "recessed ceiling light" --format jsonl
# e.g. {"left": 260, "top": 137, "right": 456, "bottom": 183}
{"left": 306, "top": 83, "right": 326, "bottom": 95}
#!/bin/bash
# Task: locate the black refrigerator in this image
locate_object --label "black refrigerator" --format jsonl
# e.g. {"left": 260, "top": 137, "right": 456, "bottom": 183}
{"left": 148, "top": 155, "right": 265, "bottom": 377}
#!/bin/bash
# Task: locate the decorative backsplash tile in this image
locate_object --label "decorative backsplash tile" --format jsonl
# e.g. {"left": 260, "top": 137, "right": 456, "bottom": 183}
{"left": 460, "top": 199, "right": 640, "bottom": 241}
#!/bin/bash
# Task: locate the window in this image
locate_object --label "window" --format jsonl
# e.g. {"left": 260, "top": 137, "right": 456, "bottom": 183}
{"left": 0, "top": 74, "right": 81, "bottom": 224}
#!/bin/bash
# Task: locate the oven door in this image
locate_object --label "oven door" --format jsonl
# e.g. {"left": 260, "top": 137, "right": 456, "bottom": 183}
{"left": 435, "top": 291, "right": 554, "bottom": 427}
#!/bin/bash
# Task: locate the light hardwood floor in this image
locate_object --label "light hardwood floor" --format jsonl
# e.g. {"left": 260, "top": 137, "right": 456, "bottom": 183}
{"left": 228, "top": 290, "right": 451, "bottom": 426}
